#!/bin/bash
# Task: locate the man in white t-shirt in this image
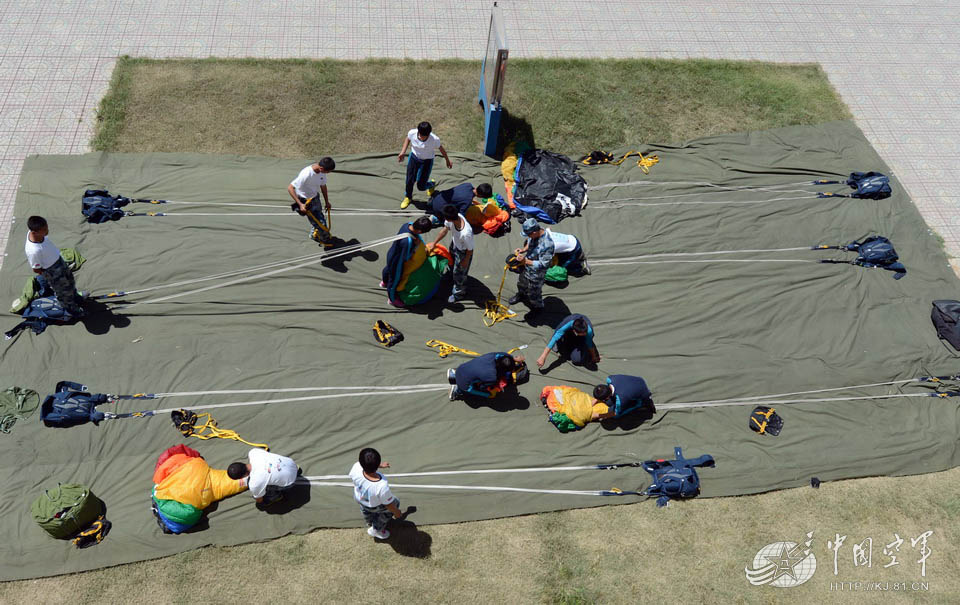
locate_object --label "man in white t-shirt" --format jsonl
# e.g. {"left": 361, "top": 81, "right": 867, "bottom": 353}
{"left": 24, "top": 215, "right": 84, "bottom": 316}
{"left": 427, "top": 204, "right": 475, "bottom": 304}
{"left": 349, "top": 447, "right": 404, "bottom": 540}
{"left": 397, "top": 121, "right": 453, "bottom": 209}
{"left": 545, "top": 228, "right": 591, "bottom": 276}
{"left": 287, "top": 157, "right": 336, "bottom": 248}
{"left": 227, "top": 448, "right": 300, "bottom": 509}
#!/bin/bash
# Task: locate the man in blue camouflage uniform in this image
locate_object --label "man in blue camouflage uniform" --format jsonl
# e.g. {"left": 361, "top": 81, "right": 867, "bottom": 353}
{"left": 508, "top": 218, "right": 555, "bottom": 314}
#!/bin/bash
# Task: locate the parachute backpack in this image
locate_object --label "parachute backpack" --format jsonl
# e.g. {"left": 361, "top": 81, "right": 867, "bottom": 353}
{"left": 820, "top": 236, "right": 906, "bottom": 279}
{"left": 40, "top": 381, "right": 108, "bottom": 428}
{"left": 372, "top": 319, "right": 404, "bottom": 347}
{"left": 642, "top": 446, "right": 715, "bottom": 507}
{"left": 81, "top": 189, "right": 132, "bottom": 223}
{"left": 31, "top": 482, "right": 110, "bottom": 548}
{"left": 749, "top": 406, "right": 783, "bottom": 436}
{"left": 5, "top": 296, "right": 75, "bottom": 340}
{"left": 816, "top": 171, "right": 892, "bottom": 200}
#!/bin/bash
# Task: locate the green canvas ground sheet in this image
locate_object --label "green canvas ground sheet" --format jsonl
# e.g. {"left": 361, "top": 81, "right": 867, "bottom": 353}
{"left": 2, "top": 120, "right": 959, "bottom": 580}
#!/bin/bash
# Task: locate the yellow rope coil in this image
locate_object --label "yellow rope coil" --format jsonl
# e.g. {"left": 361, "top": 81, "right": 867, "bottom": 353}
{"left": 174, "top": 411, "right": 269, "bottom": 450}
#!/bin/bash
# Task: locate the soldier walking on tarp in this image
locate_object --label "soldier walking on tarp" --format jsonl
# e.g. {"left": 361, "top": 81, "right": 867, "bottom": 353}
{"left": 287, "top": 157, "right": 336, "bottom": 248}
{"left": 508, "top": 218, "right": 554, "bottom": 316}
{"left": 24, "top": 216, "right": 84, "bottom": 317}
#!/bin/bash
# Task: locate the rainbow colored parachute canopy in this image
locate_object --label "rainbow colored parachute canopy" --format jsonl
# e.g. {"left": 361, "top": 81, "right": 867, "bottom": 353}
{"left": 151, "top": 444, "right": 246, "bottom": 533}
{"left": 541, "top": 386, "right": 609, "bottom": 432}
{"left": 398, "top": 244, "right": 451, "bottom": 305}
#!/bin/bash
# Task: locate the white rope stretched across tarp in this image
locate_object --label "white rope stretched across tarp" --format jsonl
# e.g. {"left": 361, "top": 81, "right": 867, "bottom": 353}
{"left": 105, "top": 383, "right": 450, "bottom": 418}
{"left": 305, "top": 481, "right": 642, "bottom": 497}
{"left": 586, "top": 179, "right": 824, "bottom": 192}
{"left": 100, "top": 233, "right": 406, "bottom": 308}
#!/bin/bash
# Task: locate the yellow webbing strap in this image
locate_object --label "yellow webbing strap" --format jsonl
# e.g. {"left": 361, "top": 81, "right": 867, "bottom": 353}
{"left": 174, "top": 411, "right": 269, "bottom": 450}
{"left": 303, "top": 197, "right": 331, "bottom": 234}
{"left": 584, "top": 150, "right": 661, "bottom": 174}
{"left": 71, "top": 516, "right": 108, "bottom": 548}
{"left": 426, "top": 340, "right": 526, "bottom": 358}
{"left": 426, "top": 339, "right": 480, "bottom": 358}
{"left": 483, "top": 264, "right": 517, "bottom": 327}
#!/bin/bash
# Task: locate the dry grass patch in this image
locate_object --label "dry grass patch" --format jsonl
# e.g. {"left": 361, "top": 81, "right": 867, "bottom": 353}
{"left": 94, "top": 57, "right": 849, "bottom": 158}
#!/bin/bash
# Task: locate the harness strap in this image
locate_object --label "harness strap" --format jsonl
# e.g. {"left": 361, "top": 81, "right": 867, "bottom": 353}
{"left": 483, "top": 263, "right": 517, "bottom": 327}
{"left": 172, "top": 409, "right": 269, "bottom": 450}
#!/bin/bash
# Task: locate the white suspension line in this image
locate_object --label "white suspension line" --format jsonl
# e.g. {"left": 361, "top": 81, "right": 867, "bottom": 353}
{"left": 658, "top": 392, "right": 933, "bottom": 411}
{"left": 587, "top": 179, "right": 819, "bottom": 192}
{"left": 119, "top": 234, "right": 406, "bottom": 307}
{"left": 149, "top": 386, "right": 448, "bottom": 415}
{"left": 588, "top": 195, "right": 816, "bottom": 208}
{"left": 305, "top": 481, "right": 636, "bottom": 497}
{"left": 149, "top": 383, "right": 450, "bottom": 398}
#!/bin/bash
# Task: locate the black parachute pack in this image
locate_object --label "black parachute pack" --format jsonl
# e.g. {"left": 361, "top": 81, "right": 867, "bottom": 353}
{"left": 40, "top": 381, "right": 108, "bottom": 428}
{"left": 504, "top": 252, "right": 526, "bottom": 274}
{"left": 513, "top": 149, "right": 587, "bottom": 224}
{"left": 642, "top": 446, "right": 715, "bottom": 507}
{"left": 81, "top": 189, "right": 132, "bottom": 223}
{"left": 5, "top": 295, "right": 76, "bottom": 340}
{"left": 579, "top": 151, "right": 616, "bottom": 165}
{"left": 820, "top": 236, "right": 906, "bottom": 279}
{"left": 512, "top": 360, "right": 530, "bottom": 385}
{"left": 931, "top": 300, "right": 960, "bottom": 351}
{"left": 372, "top": 319, "right": 404, "bottom": 347}
{"left": 749, "top": 406, "right": 783, "bottom": 436}
{"left": 817, "top": 172, "right": 892, "bottom": 200}
{"left": 847, "top": 236, "right": 905, "bottom": 278}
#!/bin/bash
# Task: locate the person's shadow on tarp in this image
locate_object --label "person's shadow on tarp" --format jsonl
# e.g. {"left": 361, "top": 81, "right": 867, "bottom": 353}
{"left": 321, "top": 238, "right": 380, "bottom": 274}
{"left": 524, "top": 296, "right": 570, "bottom": 328}
{"left": 539, "top": 355, "right": 598, "bottom": 375}
{"left": 405, "top": 275, "right": 497, "bottom": 321}
{"left": 384, "top": 506, "right": 432, "bottom": 558}
{"left": 600, "top": 404, "right": 657, "bottom": 431}
{"left": 80, "top": 299, "right": 131, "bottom": 335}
{"left": 461, "top": 386, "right": 530, "bottom": 412}
{"left": 261, "top": 481, "right": 311, "bottom": 515}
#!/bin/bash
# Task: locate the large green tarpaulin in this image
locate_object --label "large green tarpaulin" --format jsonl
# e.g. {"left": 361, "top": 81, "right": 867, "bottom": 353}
{"left": 2, "top": 121, "right": 959, "bottom": 580}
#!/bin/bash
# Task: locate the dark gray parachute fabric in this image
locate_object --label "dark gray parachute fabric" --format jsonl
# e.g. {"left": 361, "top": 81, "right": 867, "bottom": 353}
{"left": 2, "top": 120, "right": 959, "bottom": 580}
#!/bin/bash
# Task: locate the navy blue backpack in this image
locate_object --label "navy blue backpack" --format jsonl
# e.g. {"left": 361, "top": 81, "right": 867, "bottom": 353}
{"left": 847, "top": 236, "right": 906, "bottom": 279}
{"left": 817, "top": 172, "right": 892, "bottom": 200}
{"left": 642, "top": 446, "right": 715, "bottom": 507}
{"left": 81, "top": 189, "right": 130, "bottom": 223}
{"left": 40, "top": 381, "right": 107, "bottom": 428}
{"left": 4, "top": 296, "right": 75, "bottom": 340}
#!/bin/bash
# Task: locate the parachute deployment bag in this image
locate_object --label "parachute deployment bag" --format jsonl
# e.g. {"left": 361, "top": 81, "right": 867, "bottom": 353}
{"left": 846, "top": 172, "right": 892, "bottom": 200}
{"left": 642, "top": 446, "right": 715, "bottom": 507}
{"left": 31, "top": 483, "right": 103, "bottom": 540}
{"left": 932, "top": 300, "right": 960, "bottom": 351}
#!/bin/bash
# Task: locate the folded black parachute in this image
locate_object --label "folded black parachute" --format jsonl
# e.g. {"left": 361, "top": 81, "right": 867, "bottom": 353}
{"left": 513, "top": 150, "right": 587, "bottom": 224}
